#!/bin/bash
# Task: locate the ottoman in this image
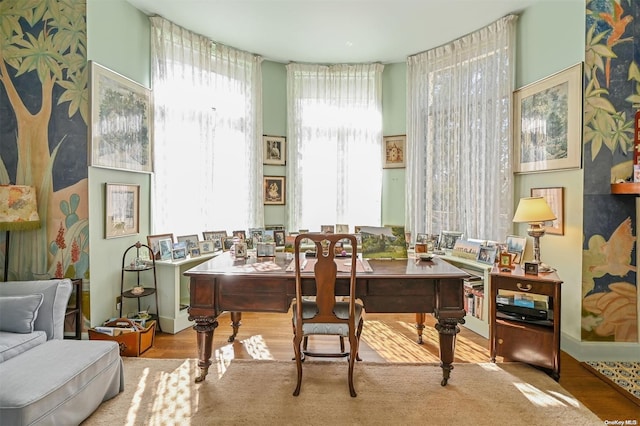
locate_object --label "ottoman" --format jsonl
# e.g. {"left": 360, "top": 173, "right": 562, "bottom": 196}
{"left": 0, "top": 339, "right": 123, "bottom": 425}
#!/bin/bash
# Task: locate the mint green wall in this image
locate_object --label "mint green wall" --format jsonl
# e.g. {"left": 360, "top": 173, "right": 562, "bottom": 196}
{"left": 87, "top": 0, "right": 151, "bottom": 327}
{"left": 513, "top": 1, "right": 586, "bottom": 350}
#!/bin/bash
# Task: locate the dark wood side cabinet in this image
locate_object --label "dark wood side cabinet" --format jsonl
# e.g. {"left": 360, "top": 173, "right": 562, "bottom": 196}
{"left": 64, "top": 278, "right": 83, "bottom": 339}
{"left": 490, "top": 266, "right": 563, "bottom": 380}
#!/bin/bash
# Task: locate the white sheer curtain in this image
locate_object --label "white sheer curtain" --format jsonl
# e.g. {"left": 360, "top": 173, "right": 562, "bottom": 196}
{"left": 286, "top": 63, "right": 384, "bottom": 232}
{"left": 150, "top": 17, "right": 263, "bottom": 237}
{"left": 406, "top": 15, "right": 517, "bottom": 242}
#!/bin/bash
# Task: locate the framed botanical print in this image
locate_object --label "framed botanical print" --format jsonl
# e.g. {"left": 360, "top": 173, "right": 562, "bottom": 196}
{"left": 383, "top": 135, "right": 406, "bottom": 168}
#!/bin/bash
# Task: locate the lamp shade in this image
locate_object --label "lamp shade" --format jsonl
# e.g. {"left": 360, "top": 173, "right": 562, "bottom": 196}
{"left": 512, "top": 197, "right": 556, "bottom": 223}
{"left": 0, "top": 185, "right": 41, "bottom": 231}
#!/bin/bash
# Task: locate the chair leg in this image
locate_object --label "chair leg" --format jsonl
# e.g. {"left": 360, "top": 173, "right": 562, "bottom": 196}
{"left": 339, "top": 336, "right": 345, "bottom": 353}
{"left": 303, "top": 336, "right": 308, "bottom": 351}
{"left": 293, "top": 332, "right": 303, "bottom": 396}
{"left": 348, "top": 332, "right": 358, "bottom": 397}
{"left": 355, "top": 318, "right": 364, "bottom": 361}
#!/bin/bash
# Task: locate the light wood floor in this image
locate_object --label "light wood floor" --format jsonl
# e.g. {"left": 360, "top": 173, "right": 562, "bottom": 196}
{"left": 143, "top": 312, "right": 639, "bottom": 421}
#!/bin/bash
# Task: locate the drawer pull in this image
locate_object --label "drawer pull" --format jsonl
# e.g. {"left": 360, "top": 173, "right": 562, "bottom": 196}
{"left": 516, "top": 282, "right": 532, "bottom": 291}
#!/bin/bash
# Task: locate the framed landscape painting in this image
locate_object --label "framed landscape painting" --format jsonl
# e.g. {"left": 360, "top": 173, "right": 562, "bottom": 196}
{"left": 513, "top": 63, "right": 583, "bottom": 173}
{"left": 90, "top": 61, "right": 153, "bottom": 173}
{"left": 104, "top": 183, "right": 139, "bottom": 239}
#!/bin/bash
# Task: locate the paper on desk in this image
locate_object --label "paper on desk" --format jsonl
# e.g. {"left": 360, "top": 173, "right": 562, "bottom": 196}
{"left": 286, "top": 258, "right": 373, "bottom": 273}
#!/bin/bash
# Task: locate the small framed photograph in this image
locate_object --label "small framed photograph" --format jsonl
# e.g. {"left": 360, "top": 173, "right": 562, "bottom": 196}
{"left": 477, "top": 245, "right": 498, "bottom": 265}
{"left": 249, "top": 228, "right": 264, "bottom": 244}
{"left": 439, "top": 230, "right": 464, "bottom": 250}
{"left": 499, "top": 252, "right": 514, "bottom": 269}
{"left": 234, "top": 241, "right": 247, "bottom": 259}
{"left": 264, "top": 224, "right": 285, "bottom": 231}
{"left": 189, "top": 247, "right": 201, "bottom": 258}
{"left": 172, "top": 246, "right": 187, "bottom": 261}
{"left": 321, "top": 225, "right": 335, "bottom": 233}
{"left": 177, "top": 234, "right": 199, "bottom": 251}
{"left": 336, "top": 224, "right": 349, "bottom": 234}
{"left": 524, "top": 262, "right": 539, "bottom": 275}
{"left": 506, "top": 235, "right": 527, "bottom": 264}
{"left": 257, "top": 242, "right": 276, "bottom": 257}
{"left": 383, "top": 135, "right": 406, "bottom": 169}
{"left": 104, "top": 183, "right": 140, "bottom": 239}
{"left": 199, "top": 240, "right": 214, "bottom": 254}
{"left": 222, "top": 237, "right": 235, "bottom": 251}
{"left": 263, "top": 135, "right": 286, "bottom": 166}
{"left": 158, "top": 238, "right": 173, "bottom": 261}
{"left": 262, "top": 230, "right": 275, "bottom": 242}
{"left": 264, "top": 176, "right": 285, "bottom": 205}
{"left": 274, "top": 230, "right": 286, "bottom": 247}
{"left": 148, "top": 233, "right": 174, "bottom": 260}
{"left": 232, "top": 230, "right": 247, "bottom": 241}
{"left": 211, "top": 238, "right": 223, "bottom": 251}
{"left": 203, "top": 230, "right": 227, "bottom": 241}
{"left": 531, "top": 187, "right": 564, "bottom": 235}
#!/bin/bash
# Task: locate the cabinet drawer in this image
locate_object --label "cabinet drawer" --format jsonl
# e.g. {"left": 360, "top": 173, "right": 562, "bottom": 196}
{"left": 493, "top": 276, "right": 553, "bottom": 296}
{"left": 496, "top": 320, "right": 555, "bottom": 369}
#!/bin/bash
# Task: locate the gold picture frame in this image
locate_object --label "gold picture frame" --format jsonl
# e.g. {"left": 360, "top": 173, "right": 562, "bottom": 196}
{"left": 513, "top": 63, "right": 583, "bottom": 173}
{"left": 104, "top": 183, "right": 140, "bottom": 239}
{"left": 383, "top": 135, "right": 406, "bottom": 169}
{"left": 531, "top": 187, "right": 564, "bottom": 235}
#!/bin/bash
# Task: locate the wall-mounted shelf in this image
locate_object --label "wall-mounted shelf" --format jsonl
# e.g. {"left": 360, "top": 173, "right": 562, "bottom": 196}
{"left": 610, "top": 183, "right": 640, "bottom": 195}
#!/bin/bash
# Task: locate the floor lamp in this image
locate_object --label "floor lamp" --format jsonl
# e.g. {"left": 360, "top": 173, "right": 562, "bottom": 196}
{"left": 0, "top": 185, "right": 41, "bottom": 282}
{"left": 512, "top": 196, "right": 556, "bottom": 271}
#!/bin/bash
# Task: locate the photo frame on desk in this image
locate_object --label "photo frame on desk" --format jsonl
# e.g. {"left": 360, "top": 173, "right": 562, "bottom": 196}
{"left": 148, "top": 234, "right": 174, "bottom": 260}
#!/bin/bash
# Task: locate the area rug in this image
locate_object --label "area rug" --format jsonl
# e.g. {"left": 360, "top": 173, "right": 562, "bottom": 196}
{"left": 83, "top": 358, "right": 602, "bottom": 426}
{"left": 581, "top": 361, "right": 640, "bottom": 407}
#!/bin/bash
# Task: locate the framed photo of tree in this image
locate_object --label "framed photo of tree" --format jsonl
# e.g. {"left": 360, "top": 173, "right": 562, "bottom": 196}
{"left": 90, "top": 61, "right": 153, "bottom": 173}
{"left": 104, "top": 183, "right": 139, "bottom": 239}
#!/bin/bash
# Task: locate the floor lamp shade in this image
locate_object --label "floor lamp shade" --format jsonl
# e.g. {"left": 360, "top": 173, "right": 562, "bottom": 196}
{"left": 1, "top": 185, "right": 41, "bottom": 281}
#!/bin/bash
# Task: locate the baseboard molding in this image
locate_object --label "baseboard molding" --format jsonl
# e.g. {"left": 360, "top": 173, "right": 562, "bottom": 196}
{"left": 561, "top": 332, "right": 640, "bottom": 361}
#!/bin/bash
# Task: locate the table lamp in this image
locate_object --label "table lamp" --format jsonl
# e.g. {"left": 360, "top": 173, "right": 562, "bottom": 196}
{"left": 512, "top": 196, "right": 556, "bottom": 269}
{"left": 0, "top": 185, "right": 41, "bottom": 281}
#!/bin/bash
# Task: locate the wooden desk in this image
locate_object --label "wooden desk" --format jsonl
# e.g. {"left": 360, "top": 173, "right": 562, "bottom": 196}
{"left": 185, "top": 252, "right": 469, "bottom": 385}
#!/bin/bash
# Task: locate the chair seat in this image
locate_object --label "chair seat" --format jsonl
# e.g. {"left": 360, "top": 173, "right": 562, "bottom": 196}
{"left": 292, "top": 300, "right": 363, "bottom": 336}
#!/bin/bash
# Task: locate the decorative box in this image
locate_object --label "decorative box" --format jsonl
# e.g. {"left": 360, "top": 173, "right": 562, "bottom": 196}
{"left": 88, "top": 318, "right": 156, "bottom": 357}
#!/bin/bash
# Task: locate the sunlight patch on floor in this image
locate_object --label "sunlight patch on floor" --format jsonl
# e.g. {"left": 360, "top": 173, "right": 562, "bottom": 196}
{"left": 241, "top": 334, "right": 275, "bottom": 360}
{"left": 514, "top": 382, "right": 569, "bottom": 407}
{"left": 360, "top": 320, "right": 441, "bottom": 363}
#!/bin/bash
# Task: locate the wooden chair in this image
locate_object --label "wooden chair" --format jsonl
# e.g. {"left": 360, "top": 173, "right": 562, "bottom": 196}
{"left": 292, "top": 233, "right": 363, "bottom": 397}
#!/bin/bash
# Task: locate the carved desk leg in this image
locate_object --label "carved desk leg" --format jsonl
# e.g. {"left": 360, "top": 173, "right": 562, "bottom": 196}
{"left": 414, "top": 313, "right": 426, "bottom": 344}
{"left": 189, "top": 315, "right": 218, "bottom": 383}
{"left": 434, "top": 316, "right": 465, "bottom": 386}
{"left": 228, "top": 312, "right": 242, "bottom": 342}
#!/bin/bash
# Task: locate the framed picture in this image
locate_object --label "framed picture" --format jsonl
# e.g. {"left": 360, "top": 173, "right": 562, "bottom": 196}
{"left": 499, "top": 252, "right": 514, "bottom": 269}
{"left": 383, "top": 135, "right": 406, "bottom": 169}
{"left": 104, "top": 183, "right": 140, "bottom": 239}
{"left": 189, "top": 247, "right": 201, "bottom": 257}
{"left": 336, "top": 224, "right": 349, "bottom": 234}
{"left": 147, "top": 233, "right": 174, "bottom": 260}
{"left": 531, "top": 187, "right": 564, "bottom": 235}
{"left": 177, "top": 234, "right": 199, "bottom": 251}
{"left": 222, "top": 237, "right": 235, "bottom": 251}
{"left": 172, "top": 247, "right": 187, "bottom": 261}
{"left": 477, "top": 245, "right": 498, "bottom": 265}
{"left": 438, "top": 231, "right": 463, "bottom": 250}
{"left": 263, "top": 135, "right": 286, "bottom": 165}
{"left": 89, "top": 61, "right": 153, "bottom": 173}
{"left": 274, "top": 230, "right": 286, "bottom": 247}
{"left": 321, "top": 225, "right": 335, "bottom": 233}
{"left": 232, "top": 230, "right": 247, "bottom": 241}
{"left": 199, "top": 240, "right": 214, "bottom": 254}
{"left": 513, "top": 63, "right": 583, "bottom": 173}
{"left": 264, "top": 176, "right": 285, "bottom": 205}
{"left": 203, "top": 230, "right": 227, "bottom": 241}
{"left": 506, "top": 235, "right": 527, "bottom": 264}
{"left": 158, "top": 238, "right": 173, "bottom": 261}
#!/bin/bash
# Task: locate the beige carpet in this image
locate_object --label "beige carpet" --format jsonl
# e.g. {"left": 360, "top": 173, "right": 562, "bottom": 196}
{"left": 83, "top": 358, "right": 602, "bottom": 426}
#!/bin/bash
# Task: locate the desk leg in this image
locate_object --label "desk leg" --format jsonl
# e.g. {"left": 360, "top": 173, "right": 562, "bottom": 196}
{"left": 191, "top": 316, "right": 218, "bottom": 383}
{"left": 228, "top": 312, "right": 242, "bottom": 342}
{"left": 414, "top": 313, "right": 426, "bottom": 344}
{"left": 435, "top": 317, "right": 463, "bottom": 386}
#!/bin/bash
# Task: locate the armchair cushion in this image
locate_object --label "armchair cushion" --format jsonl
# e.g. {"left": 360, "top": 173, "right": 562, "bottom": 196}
{"left": 0, "top": 294, "right": 44, "bottom": 333}
{"left": 0, "top": 279, "right": 72, "bottom": 340}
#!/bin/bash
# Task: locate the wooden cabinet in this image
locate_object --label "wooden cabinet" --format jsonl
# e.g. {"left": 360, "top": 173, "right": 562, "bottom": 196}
{"left": 490, "top": 266, "right": 562, "bottom": 380}
{"left": 64, "top": 278, "right": 83, "bottom": 339}
{"left": 120, "top": 242, "right": 162, "bottom": 332}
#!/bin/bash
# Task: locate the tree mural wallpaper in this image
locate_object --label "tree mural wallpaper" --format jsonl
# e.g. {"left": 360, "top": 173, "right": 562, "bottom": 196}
{"left": 0, "top": 1, "right": 89, "bottom": 287}
{"left": 582, "top": 0, "right": 638, "bottom": 342}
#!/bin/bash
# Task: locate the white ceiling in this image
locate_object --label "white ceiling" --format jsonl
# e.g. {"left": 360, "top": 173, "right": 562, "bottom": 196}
{"left": 125, "top": 0, "right": 550, "bottom": 64}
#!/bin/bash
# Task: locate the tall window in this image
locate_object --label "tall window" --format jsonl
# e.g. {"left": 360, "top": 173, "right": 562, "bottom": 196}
{"left": 286, "top": 63, "right": 384, "bottom": 232}
{"left": 150, "top": 17, "right": 263, "bottom": 237}
{"left": 406, "top": 15, "right": 517, "bottom": 241}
